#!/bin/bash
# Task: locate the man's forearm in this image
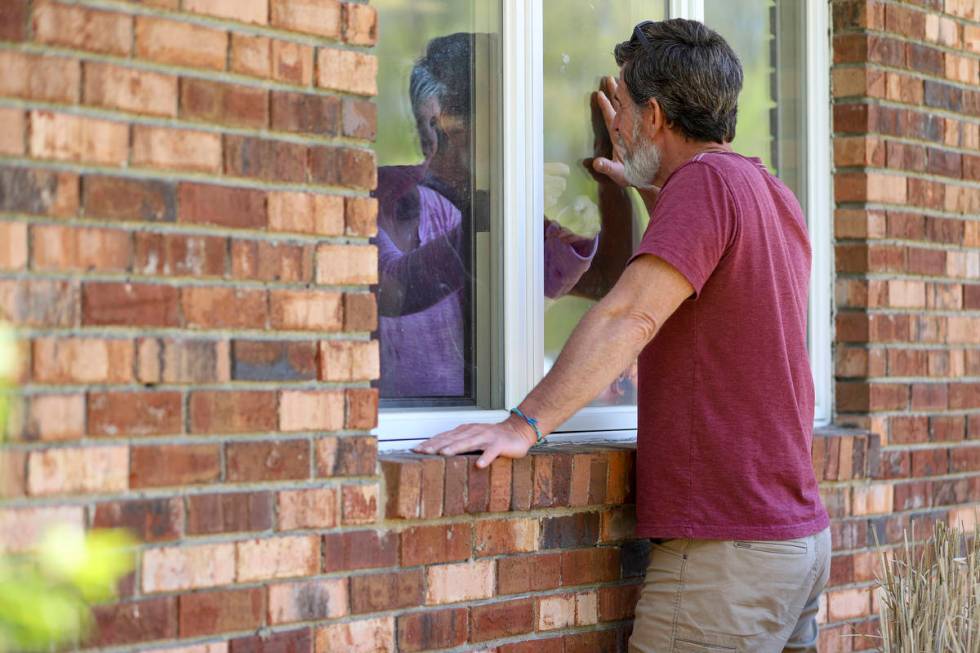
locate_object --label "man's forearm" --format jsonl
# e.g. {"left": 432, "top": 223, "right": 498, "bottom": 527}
{"left": 519, "top": 301, "right": 656, "bottom": 436}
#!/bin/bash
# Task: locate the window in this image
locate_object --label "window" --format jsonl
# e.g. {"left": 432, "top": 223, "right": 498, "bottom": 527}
{"left": 375, "top": 0, "right": 831, "bottom": 446}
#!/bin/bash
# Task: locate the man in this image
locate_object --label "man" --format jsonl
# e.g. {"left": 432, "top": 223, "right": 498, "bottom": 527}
{"left": 416, "top": 18, "right": 830, "bottom": 652}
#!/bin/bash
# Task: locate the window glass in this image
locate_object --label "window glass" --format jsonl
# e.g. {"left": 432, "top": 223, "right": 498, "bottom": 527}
{"left": 373, "top": 1, "right": 503, "bottom": 409}
{"left": 541, "top": 1, "right": 667, "bottom": 407}
{"left": 705, "top": 0, "right": 807, "bottom": 203}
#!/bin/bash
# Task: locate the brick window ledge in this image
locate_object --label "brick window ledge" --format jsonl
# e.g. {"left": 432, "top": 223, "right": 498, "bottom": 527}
{"left": 379, "top": 426, "right": 880, "bottom": 522}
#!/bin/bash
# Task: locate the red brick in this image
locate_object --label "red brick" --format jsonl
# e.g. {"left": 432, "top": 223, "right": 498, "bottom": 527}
{"left": 0, "top": 279, "right": 79, "bottom": 328}
{"left": 950, "top": 383, "right": 980, "bottom": 410}
{"left": 322, "top": 530, "right": 397, "bottom": 572}
{"left": 27, "top": 445, "right": 128, "bottom": 496}
{"left": 186, "top": 492, "right": 273, "bottom": 535}
{"left": 0, "top": 0, "right": 27, "bottom": 41}
{"left": 598, "top": 584, "right": 640, "bottom": 621}
{"left": 236, "top": 535, "right": 320, "bottom": 582}
{"left": 382, "top": 458, "right": 421, "bottom": 519}
{"left": 342, "top": 483, "right": 379, "bottom": 525}
{"left": 30, "top": 111, "right": 129, "bottom": 166}
{"left": 0, "top": 51, "right": 80, "bottom": 104}
{"left": 497, "top": 553, "right": 562, "bottom": 595}
{"left": 319, "top": 340, "right": 379, "bottom": 382}
{"left": 552, "top": 453, "right": 573, "bottom": 506}
{"left": 278, "top": 487, "right": 337, "bottom": 529}
{"left": 272, "top": 40, "right": 314, "bottom": 85}
{"left": 179, "top": 182, "right": 265, "bottom": 230}
{"left": 443, "top": 457, "right": 468, "bottom": 516}
{"left": 425, "top": 560, "right": 495, "bottom": 605}
{"left": 488, "top": 458, "right": 513, "bottom": 512}
{"left": 0, "top": 506, "right": 84, "bottom": 553}
{"left": 182, "top": 287, "right": 268, "bottom": 330}
{"left": 471, "top": 599, "right": 534, "bottom": 642}
{"left": 475, "top": 518, "right": 538, "bottom": 556}
{"left": 231, "top": 240, "right": 313, "bottom": 283}
{"left": 280, "top": 390, "right": 344, "bottom": 432}
{"left": 309, "top": 146, "right": 377, "bottom": 189}
{"left": 467, "top": 458, "right": 491, "bottom": 513}
{"left": 224, "top": 135, "right": 307, "bottom": 183}
{"left": 88, "top": 391, "right": 182, "bottom": 437}
{"left": 268, "top": 579, "right": 348, "bottom": 623}
{"left": 0, "top": 109, "right": 24, "bottom": 155}
{"left": 134, "top": 233, "right": 227, "bottom": 278}
{"left": 231, "top": 628, "right": 313, "bottom": 653}
{"left": 932, "top": 415, "right": 966, "bottom": 442}
{"left": 90, "top": 597, "right": 176, "bottom": 647}
{"left": 81, "top": 62, "right": 175, "bottom": 117}
{"left": 140, "top": 339, "right": 230, "bottom": 384}
{"left": 327, "top": 435, "right": 377, "bottom": 476}
{"left": 185, "top": 0, "right": 268, "bottom": 24}
{"left": 232, "top": 339, "right": 317, "bottom": 381}
{"left": 397, "top": 609, "right": 467, "bottom": 653}
{"left": 83, "top": 282, "right": 179, "bottom": 327}
{"left": 92, "top": 497, "right": 183, "bottom": 543}
{"left": 83, "top": 175, "right": 175, "bottom": 223}
{"left": 226, "top": 440, "right": 310, "bottom": 482}
{"left": 418, "top": 456, "right": 444, "bottom": 518}
{"left": 179, "top": 587, "right": 263, "bottom": 637}
{"left": 346, "top": 388, "right": 379, "bottom": 431}
{"left": 532, "top": 453, "right": 554, "bottom": 508}
{"left": 189, "top": 390, "right": 277, "bottom": 434}
{"left": 33, "top": 1, "right": 132, "bottom": 56}
{"left": 270, "top": 0, "right": 341, "bottom": 38}
{"left": 271, "top": 90, "right": 340, "bottom": 135}
{"left": 32, "top": 224, "right": 130, "bottom": 272}
{"left": 142, "top": 542, "right": 237, "bottom": 593}
{"left": 180, "top": 78, "right": 269, "bottom": 129}
{"left": 345, "top": 197, "right": 378, "bottom": 237}
{"left": 316, "top": 617, "right": 395, "bottom": 653}
{"left": 317, "top": 47, "right": 376, "bottom": 95}
{"left": 231, "top": 33, "right": 271, "bottom": 77}
{"left": 350, "top": 569, "right": 423, "bottom": 613}
{"left": 135, "top": 16, "right": 227, "bottom": 70}
{"left": 31, "top": 396, "right": 85, "bottom": 450}
{"left": 343, "top": 98, "right": 377, "bottom": 141}
{"left": 130, "top": 444, "right": 221, "bottom": 488}
{"left": 401, "top": 523, "right": 472, "bottom": 567}
{"left": 561, "top": 547, "right": 621, "bottom": 586}
{"left": 32, "top": 337, "right": 133, "bottom": 384}
{"left": 132, "top": 126, "right": 223, "bottom": 173}
{"left": 344, "top": 293, "right": 378, "bottom": 331}
{"left": 270, "top": 290, "right": 343, "bottom": 331}
{"left": 268, "top": 191, "right": 344, "bottom": 236}
{"left": 511, "top": 456, "right": 533, "bottom": 511}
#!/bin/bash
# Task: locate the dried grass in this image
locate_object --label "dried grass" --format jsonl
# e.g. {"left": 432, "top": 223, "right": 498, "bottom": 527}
{"left": 874, "top": 521, "right": 980, "bottom": 653}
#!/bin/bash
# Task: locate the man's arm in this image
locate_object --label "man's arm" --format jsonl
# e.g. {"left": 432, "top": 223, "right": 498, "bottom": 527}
{"left": 414, "top": 254, "right": 693, "bottom": 466}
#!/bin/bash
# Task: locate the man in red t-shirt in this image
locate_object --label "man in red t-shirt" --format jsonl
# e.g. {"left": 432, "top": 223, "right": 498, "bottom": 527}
{"left": 417, "top": 18, "right": 830, "bottom": 652}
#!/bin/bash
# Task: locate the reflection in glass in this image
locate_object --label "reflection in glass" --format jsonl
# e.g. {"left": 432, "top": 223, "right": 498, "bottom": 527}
{"left": 373, "top": 2, "right": 607, "bottom": 408}
{"left": 542, "top": 1, "right": 668, "bottom": 407}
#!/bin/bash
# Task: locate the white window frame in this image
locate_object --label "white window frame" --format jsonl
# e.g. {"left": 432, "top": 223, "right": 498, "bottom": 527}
{"left": 378, "top": 0, "right": 832, "bottom": 448}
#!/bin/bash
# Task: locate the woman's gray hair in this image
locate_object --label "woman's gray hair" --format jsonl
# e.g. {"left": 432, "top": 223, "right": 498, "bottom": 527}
{"left": 409, "top": 63, "right": 446, "bottom": 121}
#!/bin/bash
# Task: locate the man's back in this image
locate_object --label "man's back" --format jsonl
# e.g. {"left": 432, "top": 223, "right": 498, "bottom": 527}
{"left": 632, "top": 150, "right": 828, "bottom": 541}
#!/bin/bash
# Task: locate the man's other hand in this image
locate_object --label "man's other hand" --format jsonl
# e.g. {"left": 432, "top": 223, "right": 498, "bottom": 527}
{"left": 591, "top": 76, "right": 629, "bottom": 188}
{"left": 412, "top": 418, "right": 536, "bottom": 468}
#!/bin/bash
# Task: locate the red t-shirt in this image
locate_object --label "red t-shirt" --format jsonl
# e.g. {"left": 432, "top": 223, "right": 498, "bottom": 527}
{"left": 631, "top": 151, "right": 828, "bottom": 540}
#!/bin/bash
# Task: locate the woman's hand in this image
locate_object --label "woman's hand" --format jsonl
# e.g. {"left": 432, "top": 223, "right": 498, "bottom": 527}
{"left": 413, "top": 416, "right": 537, "bottom": 468}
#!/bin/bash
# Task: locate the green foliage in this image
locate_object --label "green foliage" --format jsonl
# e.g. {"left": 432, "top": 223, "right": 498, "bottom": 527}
{"left": 0, "top": 323, "right": 136, "bottom": 652}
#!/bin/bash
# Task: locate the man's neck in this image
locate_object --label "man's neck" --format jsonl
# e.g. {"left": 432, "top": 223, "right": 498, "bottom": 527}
{"left": 651, "top": 139, "right": 732, "bottom": 189}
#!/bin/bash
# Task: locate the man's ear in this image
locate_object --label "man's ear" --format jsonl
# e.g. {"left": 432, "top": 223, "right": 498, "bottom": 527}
{"left": 645, "top": 97, "right": 667, "bottom": 138}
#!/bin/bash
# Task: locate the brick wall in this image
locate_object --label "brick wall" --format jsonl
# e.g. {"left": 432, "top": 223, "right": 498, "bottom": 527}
{"left": 0, "top": 0, "right": 978, "bottom": 652}
{"left": 827, "top": 0, "right": 980, "bottom": 650}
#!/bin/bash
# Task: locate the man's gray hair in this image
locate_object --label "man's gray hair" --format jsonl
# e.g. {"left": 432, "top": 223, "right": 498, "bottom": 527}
{"left": 614, "top": 19, "right": 743, "bottom": 143}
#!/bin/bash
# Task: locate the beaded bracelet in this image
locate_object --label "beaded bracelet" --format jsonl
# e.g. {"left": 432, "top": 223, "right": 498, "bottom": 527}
{"left": 509, "top": 407, "right": 544, "bottom": 444}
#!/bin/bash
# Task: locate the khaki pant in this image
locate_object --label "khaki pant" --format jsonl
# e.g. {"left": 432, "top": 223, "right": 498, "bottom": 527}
{"left": 629, "top": 528, "right": 831, "bottom": 653}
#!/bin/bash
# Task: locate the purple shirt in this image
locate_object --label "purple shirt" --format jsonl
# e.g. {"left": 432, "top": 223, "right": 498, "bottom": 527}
{"left": 377, "top": 167, "right": 597, "bottom": 399}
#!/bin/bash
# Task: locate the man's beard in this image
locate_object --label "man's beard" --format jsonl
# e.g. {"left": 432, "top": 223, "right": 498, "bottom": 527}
{"left": 620, "top": 120, "right": 662, "bottom": 189}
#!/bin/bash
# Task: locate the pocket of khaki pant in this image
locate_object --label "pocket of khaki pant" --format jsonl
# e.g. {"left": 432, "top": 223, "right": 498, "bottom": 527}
{"left": 674, "top": 637, "right": 737, "bottom": 652}
{"left": 732, "top": 539, "right": 807, "bottom": 555}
